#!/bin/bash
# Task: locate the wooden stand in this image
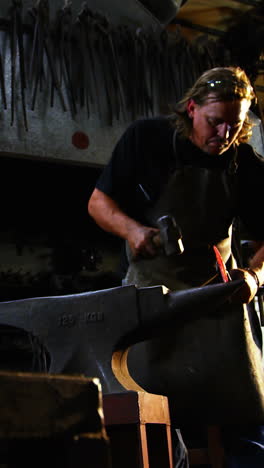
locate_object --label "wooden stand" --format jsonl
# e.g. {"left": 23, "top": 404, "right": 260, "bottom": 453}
{"left": 103, "top": 391, "right": 225, "bottom": 468}
{"left": 103, "top": 391, "right": 174, "bottom": 468}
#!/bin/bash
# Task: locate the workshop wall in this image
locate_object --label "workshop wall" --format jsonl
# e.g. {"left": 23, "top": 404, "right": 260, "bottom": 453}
{"left": 0, "top": 0, "right": 162, "bottom": 167}
{"left": 1, "top": 0, "right": 262, "bottom": 168}
{"left": 0, "top": 0, "right": 185, "bottom": 168}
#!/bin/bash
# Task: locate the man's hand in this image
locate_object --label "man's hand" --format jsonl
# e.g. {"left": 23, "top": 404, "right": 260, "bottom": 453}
{"left": 229, "top": 268, "right": 259, "bottom": 303}
{"left": 126, "top": 225, "right": 160, "bottom": 259}
{"left": 88, "top": 189, "right": 161, "bottom": 259}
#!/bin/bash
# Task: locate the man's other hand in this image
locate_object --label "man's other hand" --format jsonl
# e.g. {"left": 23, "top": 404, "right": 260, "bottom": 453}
{"left": 229, "top": 268, "right": 259, "bottom": 303}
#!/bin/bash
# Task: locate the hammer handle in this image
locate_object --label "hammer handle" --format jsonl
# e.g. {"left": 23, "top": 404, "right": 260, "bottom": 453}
{"left": 151, "top": 233, "right": 162, "bottom": 248}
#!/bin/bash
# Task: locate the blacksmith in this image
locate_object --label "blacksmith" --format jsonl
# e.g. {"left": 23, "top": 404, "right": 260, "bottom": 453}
{"left": 88, "top": 66, "right": 264, "bottom": 467}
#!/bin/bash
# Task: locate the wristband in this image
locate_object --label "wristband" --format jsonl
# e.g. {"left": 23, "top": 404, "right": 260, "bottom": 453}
{"left": 246, "top": 268, "right": 260, "bottom": 289}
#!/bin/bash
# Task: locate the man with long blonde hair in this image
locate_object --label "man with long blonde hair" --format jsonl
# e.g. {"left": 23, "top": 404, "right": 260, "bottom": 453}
{"left": 89, "top": 67, "right": 264, "bottom": 467}
{"left": 89, "top": 66, "right": 263, "bottom": 301}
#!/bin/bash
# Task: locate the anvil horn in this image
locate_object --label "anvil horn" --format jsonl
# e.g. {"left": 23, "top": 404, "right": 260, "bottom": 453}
{"left": 136, "top": 279, "right": 245, "bottom": 337}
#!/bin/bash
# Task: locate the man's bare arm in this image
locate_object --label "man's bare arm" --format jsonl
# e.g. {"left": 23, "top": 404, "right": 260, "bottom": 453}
{"left": 88, "top": 188, "right": 159, "bottom": 258}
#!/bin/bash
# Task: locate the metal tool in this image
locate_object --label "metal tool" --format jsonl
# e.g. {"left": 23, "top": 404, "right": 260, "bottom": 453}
{"left": 28, "top": 0, "right": 67, "bottom": 113}
{"left": 10, "top": 0, "right": 28, "bottom": 131}
{"left": 153, "top": 214, "right": 184, "bottom": 256}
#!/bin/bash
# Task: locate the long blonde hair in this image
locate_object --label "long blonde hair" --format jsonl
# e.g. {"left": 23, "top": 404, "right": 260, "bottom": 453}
{"left": 174, "top": 67, "right": 256, "bottom": 144}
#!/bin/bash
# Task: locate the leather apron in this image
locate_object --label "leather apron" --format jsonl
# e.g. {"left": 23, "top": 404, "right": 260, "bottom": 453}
{"left": 124, "top": 155, "right": 238, "bottom": 290}
{"left": 124, "top": 145, "right": 264, "bottom": 424}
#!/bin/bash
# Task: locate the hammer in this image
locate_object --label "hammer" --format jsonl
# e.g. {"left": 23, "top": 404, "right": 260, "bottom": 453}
{"left": 152, "top": 214, "right": 184, "bottom": 256}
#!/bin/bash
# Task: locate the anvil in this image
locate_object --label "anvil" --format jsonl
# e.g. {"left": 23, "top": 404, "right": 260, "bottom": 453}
{"left": 0, "top": 280, "right": 263, "bottom": 423}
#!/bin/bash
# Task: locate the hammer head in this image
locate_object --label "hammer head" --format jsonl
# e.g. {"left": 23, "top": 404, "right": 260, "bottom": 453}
{"left": 156, "top": 214, "right": 184, "bottom": 256}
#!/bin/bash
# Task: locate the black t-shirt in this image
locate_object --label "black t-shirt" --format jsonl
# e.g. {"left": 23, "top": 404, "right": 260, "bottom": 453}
{"left": 96, "top": 116, "right": 264, "bottom": 240}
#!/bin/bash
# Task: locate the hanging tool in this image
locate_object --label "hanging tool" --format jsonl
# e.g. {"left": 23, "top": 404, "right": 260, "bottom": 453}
{"left": 75, "top": 4, "right": 99, "bottom": 119}
{"left": 10, "top": 0, "right": 28, "bottom": 130}
{"left": 54, "top": 0, "right": 76, "bottom": 117}
{"left": 0, "top": 52, "right": 7, "bottom": 109}
{"left": 28, "top": 0, "right": 67, "bottom": 112}
{"left": 94, "top": 12, "right": 127, "bottom": 121}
